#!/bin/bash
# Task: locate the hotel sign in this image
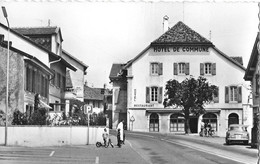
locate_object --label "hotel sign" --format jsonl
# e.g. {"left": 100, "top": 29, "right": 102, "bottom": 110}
{"left": 153, "top": 46, "right": 209, "bottom": 53}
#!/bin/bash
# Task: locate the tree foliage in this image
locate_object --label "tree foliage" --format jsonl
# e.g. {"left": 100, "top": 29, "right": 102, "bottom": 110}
{"left": 164, "top": 76, "right": 218, "bottom": 133}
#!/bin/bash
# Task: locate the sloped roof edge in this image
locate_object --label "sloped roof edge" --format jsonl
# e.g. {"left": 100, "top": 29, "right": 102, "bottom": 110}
{"left": 0, "top": 23, "right": 76, "bottom": 71}
{"left": 244, "top": 32, "right": 259, "bottom": 80}
{"left": 62, "top": 49, "right": 88, "bottom": 71}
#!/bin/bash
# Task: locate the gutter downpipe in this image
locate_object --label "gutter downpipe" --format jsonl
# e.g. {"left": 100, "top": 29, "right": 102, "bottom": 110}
{"left": 49, "top": 58, "right": 61, "bottom": 81}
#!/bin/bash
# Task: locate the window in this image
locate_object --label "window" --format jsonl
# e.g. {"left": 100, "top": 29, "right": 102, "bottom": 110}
{"left": 230, "top": 86, "right": 238, "bottom": 102}
{"left": 173, "top": 63, "right": 189, "bottom": 75}
{"left": 151, "top": 87, "right": 158, "bottom": 102}
{"left": 178, "top": 63, "right": 185, "bottom": 74}
{"left": 146, "top": 87, "right": 163, "bottom": 103}
{"left": 225, "top": 86, "right": 242, "bottom": 103}
{"left": 150, "top": 62, "right": 163, "bottom": 75}
{"left": 57, "top": 73, "right": 61, "bottom": 88}
{"left": 204, "top": 63, "right": 212, "bottom": 75}
{"left": 200, "top": 63, "right": 216, "bottom": 75}
{"left": 170, "top": 114, "right": 185, "bottom": 132}
{"left": 212, "top": 87, "right": 219, "bottom": 103}
{"left": 149, "top": 113, "right": 159, "bottom": 132}
{"left": 202, "top": 113, "right": 217, "bottom": 132}
{"left": 255, "top": 74, "right": 259, "bottom": 96}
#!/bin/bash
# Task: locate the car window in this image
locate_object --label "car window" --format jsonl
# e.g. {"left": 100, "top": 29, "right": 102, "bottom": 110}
{"left": 230, "top": 126, "right": 247, "bottom": 131}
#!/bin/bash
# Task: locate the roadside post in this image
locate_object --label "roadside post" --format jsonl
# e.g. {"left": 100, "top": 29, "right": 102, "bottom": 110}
{"left": 130, "top": 116, "right": 135, "bottom": 131}
{"left": 84, "top": 104, "right": 92, "bottom": 145}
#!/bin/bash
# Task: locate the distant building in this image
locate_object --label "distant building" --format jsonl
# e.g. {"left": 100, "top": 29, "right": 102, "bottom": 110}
{"left": 84, "top": 85, "right": 104, "bottom": 114}
{"left": 110, "top": 17, "right": 252, "bottom": 137}
{"left": 61, "top": 50, "right": 88, "bottom": 115}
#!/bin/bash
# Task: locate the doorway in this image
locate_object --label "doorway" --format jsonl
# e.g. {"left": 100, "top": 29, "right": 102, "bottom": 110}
{"left": 189, "top": 117, "right": 198, "bottom": 133}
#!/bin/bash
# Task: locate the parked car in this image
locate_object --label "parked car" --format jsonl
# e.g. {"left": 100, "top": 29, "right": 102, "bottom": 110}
{"left": 225, "top": 124, "right": 249, "bottom": 145}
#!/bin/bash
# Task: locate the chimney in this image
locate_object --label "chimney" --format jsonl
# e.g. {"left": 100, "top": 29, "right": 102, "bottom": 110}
{"left": 163, "top": 15, "right": 169, "bottom": 33}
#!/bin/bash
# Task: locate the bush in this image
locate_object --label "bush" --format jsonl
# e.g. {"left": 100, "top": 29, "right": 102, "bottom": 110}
{"left": 12, "top": 110, "right": 28, "bottom": 125}
{"left": 29, "top": 108, "right": 48, "bottom": 125}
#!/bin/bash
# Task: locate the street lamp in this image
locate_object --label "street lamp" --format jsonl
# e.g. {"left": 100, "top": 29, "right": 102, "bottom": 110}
{"left": 2, "top": 6, "right": 10, "bottom": 146}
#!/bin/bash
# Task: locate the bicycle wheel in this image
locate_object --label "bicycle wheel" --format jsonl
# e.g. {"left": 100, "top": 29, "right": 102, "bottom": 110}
{"left": 96, "top": 142, "right": 102, "bottom": 147}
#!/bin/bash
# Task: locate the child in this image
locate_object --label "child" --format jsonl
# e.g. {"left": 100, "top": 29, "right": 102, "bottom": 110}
{"left": 102, "top": 128, "right": 109, "bottom": 146}
{"left": 102, "top": 128, "right": 114, "bottom": 148}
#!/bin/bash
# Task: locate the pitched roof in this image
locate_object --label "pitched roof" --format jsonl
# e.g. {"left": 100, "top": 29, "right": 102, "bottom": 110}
{"left": 124, "top": 21, "right": 245, "bottom": 71}
{"left": 0, "top": 23, "right": 76, "bottom": 71}
{"left": 230, "top": 56, "right": 243, "bottom": 66}
{"left": 84, "top": 86, "right": 104, "bottom": 101}
{"left": 109, "top": 63, "right": 125, "bottom": 79}
{"left": 152, "top": 21, "right": 213, "bottom": 46}
{"left": 244, "top": 33, "right": 259, "bottom": 81}
{"left": 13, "top": 26, "right": 58, "bottom": 35}
{"left": 62, "top": 49, "right": 88, "bottom": 71}
{"left": 13, "top": 26, "right": 63, "bottom": 42}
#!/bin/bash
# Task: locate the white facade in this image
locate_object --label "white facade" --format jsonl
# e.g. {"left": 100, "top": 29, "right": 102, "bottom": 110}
{"left": 126, "top": 45, "right": 252, "bottom": 137}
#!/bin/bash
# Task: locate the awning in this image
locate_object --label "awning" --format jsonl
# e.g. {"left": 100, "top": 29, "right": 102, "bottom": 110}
{"left": 40, "top": 100, "right": 52, "bottom": 109}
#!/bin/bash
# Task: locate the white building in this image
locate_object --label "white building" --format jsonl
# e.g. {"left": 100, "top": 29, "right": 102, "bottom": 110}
{"left": 110, "top": 17, "right": 252, "bottom": 137}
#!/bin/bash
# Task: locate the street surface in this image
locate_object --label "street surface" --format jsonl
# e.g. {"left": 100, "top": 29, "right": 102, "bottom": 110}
{"left": 116, "top": 130, "right": 258, "bottom": 164}
{"left": 0, "top": 130, "right": 258, "bottom": 164}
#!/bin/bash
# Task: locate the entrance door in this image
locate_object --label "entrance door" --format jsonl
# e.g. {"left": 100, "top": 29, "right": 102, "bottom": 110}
{"left": 189, "top": 117, "right": 198, "bottom": 133}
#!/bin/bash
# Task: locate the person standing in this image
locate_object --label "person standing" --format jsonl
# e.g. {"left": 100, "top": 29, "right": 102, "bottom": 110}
{"left": 116, "top": 119, "right": 124, "bottom": 147}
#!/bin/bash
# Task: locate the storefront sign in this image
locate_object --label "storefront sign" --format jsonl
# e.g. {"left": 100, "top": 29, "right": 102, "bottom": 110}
{"left": 134, "top": 104, "right": 154, "bottom": 107}
{"left": 153, "top": 46, "right": 209, "bottom": 53}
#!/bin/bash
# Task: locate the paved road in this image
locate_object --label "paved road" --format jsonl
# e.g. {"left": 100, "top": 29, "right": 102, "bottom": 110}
{"left": 0, "top": 130, "right": 258, "bottom": 164}
{"left": 116, "top": 130, "right": 258, "bottom": 164}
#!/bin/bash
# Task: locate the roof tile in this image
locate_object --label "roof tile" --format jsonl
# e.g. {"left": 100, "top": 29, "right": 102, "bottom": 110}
{"left": 152, "top": 21, "right": 212, "bottom": 45}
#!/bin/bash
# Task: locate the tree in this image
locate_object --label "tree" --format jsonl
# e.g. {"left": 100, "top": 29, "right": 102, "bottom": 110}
{"left": 163, "top": 76, "right": 218, "bottom": 134}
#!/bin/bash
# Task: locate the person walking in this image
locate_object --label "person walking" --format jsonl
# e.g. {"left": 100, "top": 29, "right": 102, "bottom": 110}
{"left": 116, "top": 119, "right": 124, "bottom": 147}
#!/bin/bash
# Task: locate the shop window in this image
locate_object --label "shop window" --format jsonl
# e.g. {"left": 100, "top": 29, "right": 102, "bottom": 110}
{"left": 255, "top": 74, "right": 259, "bottom": 96}
{"left": 202, "top": 113, "right": 217, "bottom": 131}
{"left": 149, "top": 113, "right": 159, "bottom": 132}
{"left": 170, "top": 114, "right": 185, "bottom": 132}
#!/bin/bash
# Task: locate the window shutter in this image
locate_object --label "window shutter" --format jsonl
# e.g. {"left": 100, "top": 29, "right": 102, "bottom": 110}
{"left": 114, "top": 88, "right": 120, "bottom": 104}
{"left": 159, "top": 63, "right": 163, "bottom": 75}
{"left": 225, "top": 86, "right": 229, "bottom": 103}
{"left": 174, "top": 63, "right": 178, "bottom": 75}
{"left": 238, "top": 86, "right": 242, "bottom": 103}
{"left": 158, "top": 87, "right": 163, "bottom": 103}
{"left": 213, "top": 87, "right": 219, "bottom": 103}
{"left": 185, "top": 63, "right": 189, "bottom": 75}
{"left": 146, "top": 87, "right": 150, "bottom": 103}
{"left": 200, "top": 63, "right": 204, "bottom": 75}
{"left": 212, "top": 63, "right": 216, "bottom": 75}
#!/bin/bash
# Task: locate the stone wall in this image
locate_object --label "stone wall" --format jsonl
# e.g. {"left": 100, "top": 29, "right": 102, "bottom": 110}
{"left": 0, "top": 126, "right": 106, "bottom": 147}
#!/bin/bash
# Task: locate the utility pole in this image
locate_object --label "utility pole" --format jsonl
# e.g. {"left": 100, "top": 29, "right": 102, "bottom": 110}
{"left": 2, "top": 6, "right": 10, "bottom": 146}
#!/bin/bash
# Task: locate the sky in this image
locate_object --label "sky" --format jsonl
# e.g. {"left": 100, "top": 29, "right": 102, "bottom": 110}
{"left": 0, "top": 1, "right": 259, "bottom": 88}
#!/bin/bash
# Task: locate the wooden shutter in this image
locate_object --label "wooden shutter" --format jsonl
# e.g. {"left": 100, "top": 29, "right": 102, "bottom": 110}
{"left": 213, "top": 87, "right": 219, "bottom": 103}
{"left": 159, "top": 63, "right": 163, "bottom": 75}
{"left": 146, "top": 87, "right": 150, "bottom": 103}
{"left": 212, "top": 63, "right": 216, "bottom": 75}
{"left": 114, "top": 88, "right": 120, "bottom": 104}
{"left": 225, "top": 86, "right": 229, "bottom": 103}
{"left": 185, "top": 63, "right": 189, "bottom": 75}
{"left": 174, "top": 63, "right": 178, "bottom": 75}
{"left": 200, "top": 63, "right": 204, "bottom": 75}
{"left": 238, "top": 86, "right": 242, "bottom": 103}
{"left": 158, "top": 87, "right": 163, "bottom": 103}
